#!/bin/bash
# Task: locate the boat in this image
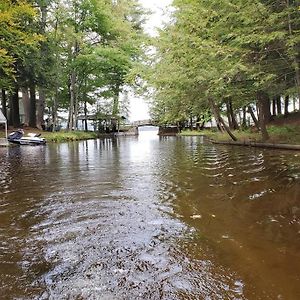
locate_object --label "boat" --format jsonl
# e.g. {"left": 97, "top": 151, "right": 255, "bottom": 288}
{"left": 8, "top": 129, "right": 46, "bottom": 145}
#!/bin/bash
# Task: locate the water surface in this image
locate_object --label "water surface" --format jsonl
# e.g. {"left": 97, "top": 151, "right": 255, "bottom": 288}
{"left": 0, "top": 130, "right": 299, "bottom": 299}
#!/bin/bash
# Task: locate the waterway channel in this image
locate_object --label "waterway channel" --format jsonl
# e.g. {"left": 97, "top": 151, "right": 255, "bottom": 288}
{"left": 0, "top": 128, "right": 300, "bottom": 299}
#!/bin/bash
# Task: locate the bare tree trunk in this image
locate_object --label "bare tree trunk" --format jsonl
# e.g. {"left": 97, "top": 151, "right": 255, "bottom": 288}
{"left": 275, "top": 96, "right": 282, "bottom": 115}
{"left": 284, "top": 95, "right": 289, "bottom": 115}
{"left": 84, "top": 101, "right": 88, "bottom": 131}
{"left": 272, "top": 97, "right": 276, "bottom": 116}
{"left": 74, "top": 90, "right": 79, "bottom": 130}
{"left": 287, "top": 0, "right": 300, "bottom": 102}
{"left": 1, "top": 89, "right": 7, "bottom": 118}
{"left": 11, "top": 86, "right": 20, "bottom": 128}
{"left": 242, "top": 107, "right": 247, "bottom": 128}
{"left": 36, "top": 4, "right": 47, "bottom": 130}
{"left": 37, "top": 88, "right": 46, "bottom": 130}
{"left": 226, "top": 99, "right": 239, "bottom": 129}
{"left": 189, "top": 116, "right": 193, "bottom": 130}
{"left": 261, "top": 94, "right": 272, "bottom": 123}
{"left": 196, "top": 117, "right": 200, "bottom": 130}
{"left": 112, "top": 84, "right": 120, "bottom": 133}
{"left": 210, "top": 98, "right": 237, "bottom": 141}
{"left": 257, "top": 91, "right": 270, "bottom": 141}
{"left": 232, "top": 113, "right": 239, "bottom": 130}
{"left": 248, "top": 106, "right": 260, "bottom": 130}
{"left": 21, "top": 87, "right": 30, "bottom": 126}
{"left": 225, "top": 100, "right": 233, "bottom": 129}
{"left": 52, "top": 13, "right": 59, "bottom": 133}
{"left": 210, "top": 99, "right": 223, "bottom": 132}
{"left": 68, "top": 71, "right": 76, "bottom": 130}
{"left": 52, "top": 87, "right": 58, "bottom": 132}
{"left": 29, "top": 84, "right": 37, "bottom": 128}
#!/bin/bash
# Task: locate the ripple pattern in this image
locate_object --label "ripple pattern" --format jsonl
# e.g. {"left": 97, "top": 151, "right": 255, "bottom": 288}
{"left": 0, "top": 136, "right": 299, "bottom": 300}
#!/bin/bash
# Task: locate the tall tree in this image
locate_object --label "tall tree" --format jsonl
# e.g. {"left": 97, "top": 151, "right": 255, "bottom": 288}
{"left": 0, "top": 0, "right": 43, "bottom": 126}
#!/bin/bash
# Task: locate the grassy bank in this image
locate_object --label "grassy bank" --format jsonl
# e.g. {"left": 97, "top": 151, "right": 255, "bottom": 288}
{"left": 42, "top": 131, "right": 98, "bottom": 142}
{"left": 180, "top": 124, "right": 300, "bottom": 145}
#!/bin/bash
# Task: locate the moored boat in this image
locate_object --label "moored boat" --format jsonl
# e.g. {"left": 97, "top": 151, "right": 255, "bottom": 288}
{"left": 8, "top": 129, "right": 46, "bottom": 145}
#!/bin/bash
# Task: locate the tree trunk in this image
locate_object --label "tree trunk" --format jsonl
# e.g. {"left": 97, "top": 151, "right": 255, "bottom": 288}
{"left": 284, "top": 95, "right": 289, "bottom": 115}
{"left": 37, "top": 88, "right": 46, "bottom": 130}
{"left": 209, "top": 98, "right": 237, "bottom": 141}
{"left": 68, "top": 71, "right": 76, "bottom": 130}
{"left": 226, "top": 99, "right": 239, "bottom": 129}
{"left": 242, "top": 107, "right": 247, "bottom": 128}
{"left": 1, "top": 89, "right": 7, "bottom": 118}
{"left": 196, "top": 117, "right": 200, "bottom": 130}
{"left": 287, "top": 0, "right": 300, "bottom": 102}
{"left": 84, "top": 101, "right": 88, "bottom": 131}
{"left": 232, "top": 113, "right": 239, "bottom": 130}
{"left": 21, "top": 87, "right": 30, "bottom": 126}
{"left": 272, "top": 97, "right": 276, "bottom": 116}
{"left": 275, "top": 95, "right": 282, "bottom": 115}
{"left": 112, "top": 84, "right": 120, "bottom": 133}
{"left": 74, "top": 92, "right": 79, "bottom": 130}
{"left": 257, "top": 91, "right": 270, "bottom": 141}
{"left": 210, "top": 100, "right": 223, "bottom": 132}
{"left": 29, "top": 84, "right": 37, "bottom": 128}
{"left": 11, "top": 86, "right": 20, "bottom": 128}
{"left": 189, "top": 116, "right": 193, "bottom": 130}
{"left": 248, "top": 106, "right": 260, "bottom": 130}
{"left": 36, "top": 3, "right": 47, "bottom": 130}
{"left": 261, "top": 93, "right": 272, "bottom": 123}
{"left": 52, "top": 86, "right": 59, "bottom": 132}
{"left": 225, "top": 100, "right": 233, "bottom": 129}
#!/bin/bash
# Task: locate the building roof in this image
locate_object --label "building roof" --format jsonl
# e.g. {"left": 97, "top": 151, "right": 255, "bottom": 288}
{"left": 0, "top": 109, "right": 6, "bottom": 123}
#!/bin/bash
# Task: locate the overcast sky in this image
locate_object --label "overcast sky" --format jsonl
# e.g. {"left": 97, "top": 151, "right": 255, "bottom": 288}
{"left": 129, "top": 0, "right": 173, "bottom": 121}
{"left": 139, "top": 0, "right": 173, "bottom": 36}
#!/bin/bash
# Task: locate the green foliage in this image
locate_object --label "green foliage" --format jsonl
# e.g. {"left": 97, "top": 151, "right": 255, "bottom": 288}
{"left": 0, "top": 0, "right": 43, "bottom": 89}
{"left": 146, "top": 0, "right": 300, "bottom": 127}
{"left": 46, "top": 0, "right": 145, "bottom": 127}
{"left": 0, "top": 0, "right": 146, "bottom": 130}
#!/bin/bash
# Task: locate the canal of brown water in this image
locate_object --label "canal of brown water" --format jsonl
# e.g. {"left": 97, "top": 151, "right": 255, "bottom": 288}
{"left": 0, "top": 129, "right": 300, "bottom": 299}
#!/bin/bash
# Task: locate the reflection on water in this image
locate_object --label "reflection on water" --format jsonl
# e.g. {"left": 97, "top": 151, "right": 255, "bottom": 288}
{"left": 0, "top": 130, "right": 300, "bottom": 299}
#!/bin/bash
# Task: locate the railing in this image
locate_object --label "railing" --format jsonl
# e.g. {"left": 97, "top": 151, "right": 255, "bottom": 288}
{"left": 132, "top": 120, "right": 156, "bottom": 126}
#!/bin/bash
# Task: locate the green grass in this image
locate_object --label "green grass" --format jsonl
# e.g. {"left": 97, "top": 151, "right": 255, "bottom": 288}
{"left": 43, "top": 131, "right": 98, "bottom": 142}
{"left": 179, "top": 129, "right": 204, "bottom": 136}
{"left": 267, "top": 125, "right": 300, "bottom": 144}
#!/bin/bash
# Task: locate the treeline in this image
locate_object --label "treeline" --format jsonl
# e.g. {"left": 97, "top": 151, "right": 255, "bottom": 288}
{"left": 147, "top": 0, "right": 300, "bottom": 141}
{"left": 0, "top": 0, "right": 144, "bottom": 130}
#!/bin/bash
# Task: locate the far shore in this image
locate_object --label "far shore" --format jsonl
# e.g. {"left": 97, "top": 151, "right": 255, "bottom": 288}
{"left": 1, "top": 120, "right": 300, "bottom": 146}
